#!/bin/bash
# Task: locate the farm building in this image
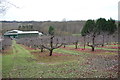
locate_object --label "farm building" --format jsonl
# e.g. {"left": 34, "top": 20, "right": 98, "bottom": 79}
{"left": 4, "top": 30, "right": 43, "bottom": 38}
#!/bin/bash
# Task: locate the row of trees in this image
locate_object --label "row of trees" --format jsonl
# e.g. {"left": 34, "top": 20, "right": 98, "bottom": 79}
{"left": 81, "top": 18, "right": 117, "bottom": 51}
{"left": 16, "top": 34, "right": 117, "bottom": 56}
{"left": 16, "top": 36, "right": 81, "bottom": 56}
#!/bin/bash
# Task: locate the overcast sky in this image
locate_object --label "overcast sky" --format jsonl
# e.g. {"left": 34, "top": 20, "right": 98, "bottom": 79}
{"left": 0, "top": 0, "right": 119, "bottom": 21}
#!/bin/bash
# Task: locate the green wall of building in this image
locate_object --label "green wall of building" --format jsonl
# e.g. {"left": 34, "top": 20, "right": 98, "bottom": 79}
{"left": 4, "top": 33, "right": 39, "bottom": 39}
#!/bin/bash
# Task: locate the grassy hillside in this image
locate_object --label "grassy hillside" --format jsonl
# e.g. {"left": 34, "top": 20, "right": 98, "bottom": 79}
{"left": 2, "top": 40, "right": 118, "bottom": 78}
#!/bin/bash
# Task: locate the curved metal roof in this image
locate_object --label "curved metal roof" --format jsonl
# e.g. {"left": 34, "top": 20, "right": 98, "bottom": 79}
{"left": 4, "top": 30, "right": 42, "bottom": 35}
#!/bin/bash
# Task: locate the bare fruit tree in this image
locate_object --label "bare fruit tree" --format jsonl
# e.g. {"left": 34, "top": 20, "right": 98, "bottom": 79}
{"left": 42, "top": 36, "right": 63, "bottom": 56}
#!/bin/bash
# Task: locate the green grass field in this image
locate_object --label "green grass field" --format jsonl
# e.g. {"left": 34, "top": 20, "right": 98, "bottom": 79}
{"left": 2, "top": 41, "right": 118, "bottom": 78}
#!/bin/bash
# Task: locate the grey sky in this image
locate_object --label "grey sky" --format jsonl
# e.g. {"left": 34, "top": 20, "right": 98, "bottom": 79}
{"left": 0, "top": 0, "right": 119, "bottom": 21}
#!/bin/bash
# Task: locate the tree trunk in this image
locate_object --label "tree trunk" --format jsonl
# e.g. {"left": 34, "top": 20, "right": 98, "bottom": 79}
{"left": 49, "top": 36, "right": 54, "bottom": 56}
{"left": 49, "top": 49, "right": 53, "bottom": 56}
{"left": 75, "top": 42, "right": 78, "bottom": 49}
{"left": 92, "top": 36, "right": 95, "bottom": 51}
{"left": 91, "top": 46, "right": 95, "bottom": 51}
{"left": 75, "top": 44, "right": 77, "bottom": 49}
{"left": 87, "top": 42, "right": 95, "bottom": 51}
{"left": 102, "top": 35, "right": 104, "bottom": 47}
{"left": 41, "top": 47, "right": 43, "bottom": 52}
{"left": 83, "top": 36, "right": 86, "bottom": 49}
{"left": 92, "top": 36, "right": 95, "bottom": 45}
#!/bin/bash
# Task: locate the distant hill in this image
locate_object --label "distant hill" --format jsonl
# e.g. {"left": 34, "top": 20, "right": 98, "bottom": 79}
{"left": 1, "top": 21, "right": 86, "bottom": 35}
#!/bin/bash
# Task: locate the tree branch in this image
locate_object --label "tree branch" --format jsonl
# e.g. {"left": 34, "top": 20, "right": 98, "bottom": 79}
{"left": 53, "top": 43, "right": 63, "bottom": 49}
